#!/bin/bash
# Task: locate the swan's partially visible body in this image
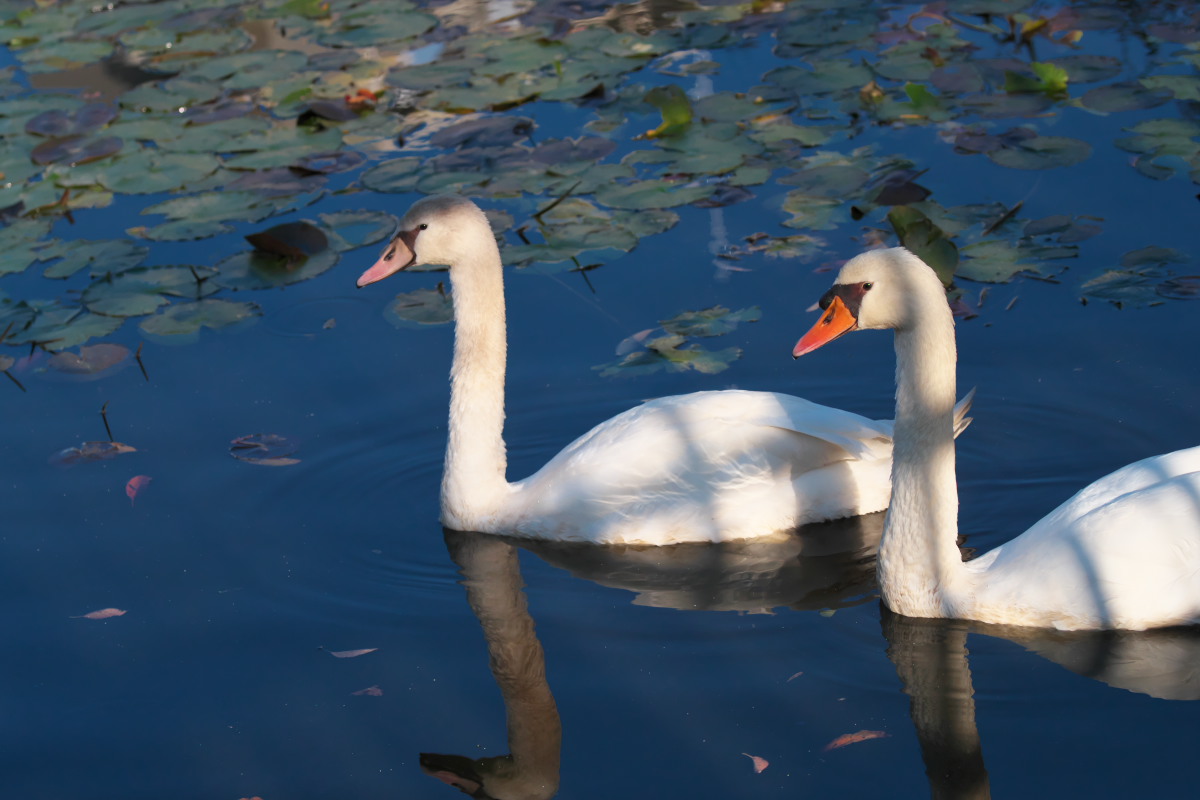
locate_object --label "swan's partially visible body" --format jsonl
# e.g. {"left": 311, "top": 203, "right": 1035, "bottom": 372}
{"left": 358, "top": 196, "right": 964, "bottom": 545}
{"left": 794, "top": 246, "right": 1200, "bottom": 630}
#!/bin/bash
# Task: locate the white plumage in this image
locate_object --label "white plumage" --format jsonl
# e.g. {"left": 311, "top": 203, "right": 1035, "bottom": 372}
{"left": 794, "top": 246, "right": 1200, "bottom": 630}
{"left": 358, "top": 196, "right": 966, "bottom": 545}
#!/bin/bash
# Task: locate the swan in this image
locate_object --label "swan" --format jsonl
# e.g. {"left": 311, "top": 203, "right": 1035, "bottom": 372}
{"left": 793, "top": 246, "right": 1200, "bottom": 630}
{"left": 356, "top": 196, "right": 971, "bottom": 545}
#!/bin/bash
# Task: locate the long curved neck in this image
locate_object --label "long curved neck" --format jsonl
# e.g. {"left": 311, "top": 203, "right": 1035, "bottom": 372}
{"left": 442, "top": 233, "right": 510, "bottom": 529}
{"left": 879, "top": 296, "right": 968, "bottom": 618}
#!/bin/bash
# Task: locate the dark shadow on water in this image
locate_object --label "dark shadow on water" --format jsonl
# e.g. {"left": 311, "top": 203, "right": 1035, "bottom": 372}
{"left": 511, "top": 511, "right": 885, "bottom": 612}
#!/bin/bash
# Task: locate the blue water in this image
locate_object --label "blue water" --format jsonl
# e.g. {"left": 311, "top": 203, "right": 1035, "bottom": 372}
{"left": 4, "top": 3, "right": 1200, "bottom": 799}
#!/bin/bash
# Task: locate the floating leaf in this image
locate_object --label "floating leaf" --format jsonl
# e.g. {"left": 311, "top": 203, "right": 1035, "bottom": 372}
{"left": 986, "top": 136, "right": 1092, "bottom": 170}
{"left": 50, "top": 441, "right": 137, "bottom": 466}
{"left": 641, "top": 84, "right": 693, "bottom": 139}
{"left": 596, "top": 335, "right": 741, "bottom": 377}
{"left": 1157, "top": 276, "right": 1200, "bottom": 300}
{"left": 31, "top": 135, "right": 122, "bottom": 166}
{"left": 1080, "top": 81, "right": 1172, "bottom": 113}
{"left": 742, "top": 754, "right": 769, "bottom": 774}
{"left": 125, "top": 475, "right": 152, "bottom": 506}
{"left": 823, "top": 730, "right": 889, "bottom": 752}
{"left": 25, "top": 103, "right": 117, "bottom": 137}
{"left": 888, "top": 207, "right": 958, "bottom": 284}
{"left": 352, "top": 685, "right": 384, "bottom": 696}
{"left": 385, "top": 285, "right": 454, "bottom": 327}
{"left": 245, "top": 221, "right": 329, "bottom": 258}
{"left": 593, "top": 179, "right": 713, "bottom": 210}
{"left": 83, "top": 266, "right": 218, "bottom": 317}
{"left": 71, "top": 608, "right": 127, "bottom": 620}
{"left": 127, "top": 220, "right": 234, "bottom": 242}
{"left": 329, "top": 647, "right": 377, "bottom": 659}
{"left": 319, "top": 210, "right": 398, "bottom": 252}
{"left": 660, "top": 306, "right": 761, "bottom": 337}
{"left": 48, "top": 343, "right": 129, "bottom": 375}
{"left": 43, "top": 239, "right": 149, "bottom": 280}
{"left": 216, "top": 249, "right": 339, "bottom": 291}
{"left": 229, "top": 433, "right": 300, "bottom": 466}
{"left": 139, "top": 299, "right": 261, "bottom": 340}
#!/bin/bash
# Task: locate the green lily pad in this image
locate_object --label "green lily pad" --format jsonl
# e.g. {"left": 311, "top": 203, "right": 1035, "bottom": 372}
{"left": 127, "top": 220, "right": 234, "bottom": 242}
{"left": 1080, "top": 81, "right": 1172, "bottom": 113}
{"left": 25, "top": 103, "right": 117, "bottom": 137}
{"left": 0, "top": 219, "right": 55, "bottom": 276}
{"left": 957, "top": 240, "right": 1040, "bottom": 283}
{"left": 139, "top": 299, "right": 262, "bottom": 341}
{"left": 43, "top": 240, "right": 149, "bottom": 280}
{"left": 888, "top": 206, "right": 958, "bottom": 284}
{"left": 384, "top": 284, "right": 454, "bottom": 326}
{"left": 593, "top": 179, "right": 714, "bottom": 210}
{"left": 596, "top": 335, "right": 741, "bottom": 378}
{"left": 660, "top": 305, "right": 761, "bottom": 337}
{"left": 83, "top": 266, "right": 219, "bottom": 317}
{"left": 31, "top": 135, "right": 123, "bottom": 166}
{"left": 96, "top": 151, "right": 221, "bottom": 194}
{"left": 215, "top": 249, "right": 340, "bottom": 291}
{"left": 359, "top": 157, "right": 424, "bottom": 193}
{"left": 5, "top": 308, "right": 124, "bottom": 350}
{"left": 986, "top": 136, "right": 1092, "bottom": 170}
{"left": 319, "top": 210, "right": 398, "bottom": 252}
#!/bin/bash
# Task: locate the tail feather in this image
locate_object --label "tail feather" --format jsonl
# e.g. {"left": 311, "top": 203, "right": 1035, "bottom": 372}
{"left": 952, "top": 387, "right": 976, "bottom": 439}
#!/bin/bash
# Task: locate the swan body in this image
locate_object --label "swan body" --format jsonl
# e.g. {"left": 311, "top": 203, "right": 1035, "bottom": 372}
{"left": 357, "top": 196, "right": 962, "bottom": 545}
{"left": 794, "top": 246, "right": 1200, "bottom": 630}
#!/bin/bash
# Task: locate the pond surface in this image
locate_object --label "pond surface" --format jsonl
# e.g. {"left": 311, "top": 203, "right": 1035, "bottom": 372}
{"left": 3, "top": 1, "right": 1200, "bottom": 798}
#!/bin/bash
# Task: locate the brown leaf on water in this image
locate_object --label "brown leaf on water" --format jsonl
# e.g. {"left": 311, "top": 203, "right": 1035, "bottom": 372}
{"left": 230, "top": 434, "right": 300, "bottom": 466}
{"left": 823, "top": 730, "right": 889, "bottom": 752}
{"left": 125, "top": 474, "right": 152, "bottom": 506}
{"left": 245, "top": 221, "right": 329, "bottom": 258}
{"left": 72, "top": 608, "right": 126, "bottom": 619}
{"left": 352, "top": 685, "right": 383, "bottom": 696}
{"left": 742, "top": 753, "right": 769, "bottom": 773}
{"left": 50, "top": 441, "right": 137, "bottom": 466}
{"left": 48, "top": 343, "right": 130, "bottom": 376}
{"left": 330, "top": 648, "right": 377, "bottom": 659}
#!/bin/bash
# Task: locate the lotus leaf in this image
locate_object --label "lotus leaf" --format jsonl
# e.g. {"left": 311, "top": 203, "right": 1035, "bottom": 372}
{"left": 139, "top": 298, "right": 262, "bottom": 340}
{"left": 1080, "top": 81, "right": 1172, "bottom": 113}
{"left": 957, "top": 240, "right": 1040, "bottom": 283}
{"left": 593, "top": 179, "right": 714, "bottom": 210}
{"left": 317, "top": 7, "right": 438, "bottom": 48}
{"left": 1142, "top": 74, "right": 1200, "bottom": 102}
{"left": 596, "top": 335, "right": 741, "bottom": 377}
{"left": 5, "top": 307, "right": 124, "bottom": 350}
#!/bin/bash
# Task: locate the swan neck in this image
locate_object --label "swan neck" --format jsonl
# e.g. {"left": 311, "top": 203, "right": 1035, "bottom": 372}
{"left": 880, "top": 306, "right": 968, "bottom": 618}
{"left": 443, "top": 232, "right": 510, "bottom": 527}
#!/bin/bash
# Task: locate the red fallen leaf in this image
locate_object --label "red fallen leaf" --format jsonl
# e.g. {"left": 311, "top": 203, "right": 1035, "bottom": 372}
{"left": 950, "top": 297, "right": 979, "bottom": 320}
{"left": 72, "top": 608, "right": 126, "bottom": 619}
{"left": 823, "top": 730, "right": 889, "bottom": 752}
{"left": 742, "top": 753, "right": 769, "bottom": 773}
{"left": 126, "top": 475, "right": 152, "bottom": 506}
{"left": 330, "top": 648, "right": 377, "bottom": 659}
{"left": 352, "top": 685, "right": 383, "bottom": 696}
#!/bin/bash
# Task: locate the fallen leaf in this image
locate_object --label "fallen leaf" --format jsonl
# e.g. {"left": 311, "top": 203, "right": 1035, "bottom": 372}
{"left": 330, "top": 648, "right": 377, "bottom": 659}
{"left": 230, "top": 434, "right": 300, "bottom": 466}
{"left": 125, "top": 475, "right": 152, "bottom": 506}
{"left": 72, "top": 608, "right": 126, "bottom": 619}
{"left": 787, "top": 671, "right": 804, "bottom": 682}
{"left": 48, "top": 343, "right": 130, "bottom": 376}
{"left": 352, "top": 685, "right": 383, "bottom": 696}
{"left": 50, "top": 441, "right": 137, "bottom": 466}
{"left": 823, "top": 730, "right": 889, "bottom": 752}
{"left": 742, "top": 753, "right": 769, "bottom": 773}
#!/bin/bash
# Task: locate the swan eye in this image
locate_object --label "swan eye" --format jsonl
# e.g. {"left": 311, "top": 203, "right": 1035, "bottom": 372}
{"left": 418, "top": 223, "right": 428, "bottom": 230}
{"left": 862, "top": 282, "right": 873, "bottom": 291}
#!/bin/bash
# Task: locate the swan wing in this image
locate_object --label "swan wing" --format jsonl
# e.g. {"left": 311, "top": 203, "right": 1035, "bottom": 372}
{"left": 505, "top": 390, "right": 894, "bottom": 544}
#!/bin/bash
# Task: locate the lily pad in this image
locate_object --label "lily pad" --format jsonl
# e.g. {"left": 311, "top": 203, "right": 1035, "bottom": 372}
{"left": 660, "top": 305, "right": 761, "bottom": 337}
{"left": 83, "top": 266, "right": 219, "bottom": 317}
{"left": 319, "top": 209, "right": 398, "bottom": 252}
{"left": 385, "top": 285, "right": 454, "bottom": 326}
{"left": 596, "top": 334, "right": 741, "bottom": 377}
{"left": 48, "top": 343, "right": 129, "bottom": 376}
{"left": 593, "top": 179, "right": 714, "bottom": 210}
{"left": 215, "top": 249, "right": 340, "bottom": 291}
{"left": 245, "top": 221, "right": 329, "bottom": 258}
{"left": 139, "top": 299, "right": 262, "bottom": 340}
{"left": 43, "top": 239, "right": 149, "bottom": 280}
{"left": 986, "top": 136, "right": 1092, "bottom": 170}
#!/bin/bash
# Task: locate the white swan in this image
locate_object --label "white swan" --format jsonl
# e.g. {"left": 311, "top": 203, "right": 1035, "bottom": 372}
{"left": 793, "top": 246, "right": 1200, "bottom": 630}
{"left": 357, "top": 196, "right": 969, "bottom": 545}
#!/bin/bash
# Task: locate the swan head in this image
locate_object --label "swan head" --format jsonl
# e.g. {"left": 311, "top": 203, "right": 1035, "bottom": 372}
{"left": 793, "top": 247, "right": 945, "bottom": 357}
{"left": 357, "top": 195, "right": 490, "bottom": 288}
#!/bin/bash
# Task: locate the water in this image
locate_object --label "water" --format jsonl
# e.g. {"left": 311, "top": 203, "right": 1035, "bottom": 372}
{"left": 4, "top": 2, "right": 1200, "bottom": 798}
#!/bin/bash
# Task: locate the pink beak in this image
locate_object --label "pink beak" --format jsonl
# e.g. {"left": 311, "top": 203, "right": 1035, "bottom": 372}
{"left": 357, "top": 230, "right": 418, "bottom": 287}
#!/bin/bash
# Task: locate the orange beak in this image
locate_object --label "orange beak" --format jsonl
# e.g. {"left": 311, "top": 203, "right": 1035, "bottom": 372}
{"left": 792, "top": 295, "right": 858, "bottom": 358}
